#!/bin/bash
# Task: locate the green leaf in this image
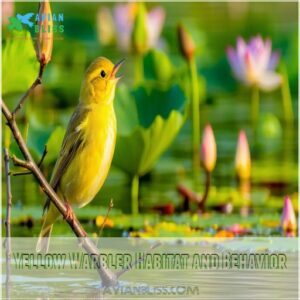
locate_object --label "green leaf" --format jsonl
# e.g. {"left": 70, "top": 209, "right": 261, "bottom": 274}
{"left": 144, "top": 49, "right": 174, "bottom": 83}
{"left": 113, "top": 84, "right": 186, "bottom": 176}
{"left": 2, "top": 30, "right": 39, "bottom": 95}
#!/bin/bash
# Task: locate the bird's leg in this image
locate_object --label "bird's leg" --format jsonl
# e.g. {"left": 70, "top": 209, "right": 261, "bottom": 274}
{"left": 63, "top": 197, "right": 75, "bottom": 225}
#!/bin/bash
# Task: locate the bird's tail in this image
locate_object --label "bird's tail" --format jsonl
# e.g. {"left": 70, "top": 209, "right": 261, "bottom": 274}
{"left": 36, "top": 203, "right": 59, "bottom": 253}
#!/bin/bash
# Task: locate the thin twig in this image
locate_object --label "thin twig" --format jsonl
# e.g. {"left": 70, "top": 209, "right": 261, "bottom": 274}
{"left": 98, "top": 199, "right": 114, "bottom": 241}
{"left": 12, "top": 63, "right": 45, "bottom": 116}
{"left": 4, "top": 148, "right": 12, "bottom": 299}
{"left": 11, "top": 155, "right": 32, "bottom": 169}
{"left": 13, "top": 145, "right": 48, "bottom": 176}
{"left": 2, "top": 99, "right": 117, "bottom": 287}
{"left": 38, "top": 144, "right": 48, "bottom": 167}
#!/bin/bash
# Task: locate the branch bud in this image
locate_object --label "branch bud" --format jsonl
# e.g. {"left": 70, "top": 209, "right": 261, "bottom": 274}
{"left": 177, "top": 24, "right": 195, "bottom": 62}
{"left": 36, "top": 0, "right": 53, "bottom": 65}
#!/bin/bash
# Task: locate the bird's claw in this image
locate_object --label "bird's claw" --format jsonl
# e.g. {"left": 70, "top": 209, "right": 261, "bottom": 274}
{"left": 64, "top": 202, "right": 75, "bottom": 225}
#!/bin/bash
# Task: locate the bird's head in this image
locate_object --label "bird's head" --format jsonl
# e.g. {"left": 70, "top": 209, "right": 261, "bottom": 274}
{"left": 80, "top": 57, "right": 124, "bottom": 104}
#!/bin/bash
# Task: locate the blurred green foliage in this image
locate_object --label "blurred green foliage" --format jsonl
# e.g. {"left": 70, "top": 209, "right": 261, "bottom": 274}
{"left": 113, "top": 84, "right": 186, "bottom": 176}
{"left": 2, "top": 30, "right": 39, "bottom": 95}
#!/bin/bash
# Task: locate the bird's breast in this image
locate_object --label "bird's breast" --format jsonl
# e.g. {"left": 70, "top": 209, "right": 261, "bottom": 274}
{"left": 63, "top": 105, "right": 116, "bottom": 207}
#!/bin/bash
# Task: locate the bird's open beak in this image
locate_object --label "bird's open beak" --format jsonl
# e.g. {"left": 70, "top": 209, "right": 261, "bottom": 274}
{"left": 111, "top": 59, "right": 125, "bottom": 80}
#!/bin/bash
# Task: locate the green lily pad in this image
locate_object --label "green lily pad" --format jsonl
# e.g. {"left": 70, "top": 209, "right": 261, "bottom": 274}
{"left": 113, "top": 84, "right": 186, "bottom": 176}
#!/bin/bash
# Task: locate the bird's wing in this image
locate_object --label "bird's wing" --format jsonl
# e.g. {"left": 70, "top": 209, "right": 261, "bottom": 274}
{"left": 43, "top": 104, "right": 91, "bottom": 212}
{"left": 50, "top": 104, "right": 91, "bottom": 189}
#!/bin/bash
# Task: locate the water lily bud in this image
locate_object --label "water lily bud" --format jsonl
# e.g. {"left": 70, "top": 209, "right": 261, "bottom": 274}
{"left": 235, "top": 130, "right": 251, "bottom": 180}
{"left": 36, "top": 0, "right": 53, "bottom": 65}
{"left": 201, "top": 124, "right": 217, "bottom": 172}
{"left": 131, "top": 3, "right": 148, "bottom": 55}
{"left": 177, "top": 24, "right": 195, "bottom": 62}
{"left": 281, "top": 196, "right": 297, "bottom": 236}
{"left": 97, "top": 7, "right": 115, "bottom": 46}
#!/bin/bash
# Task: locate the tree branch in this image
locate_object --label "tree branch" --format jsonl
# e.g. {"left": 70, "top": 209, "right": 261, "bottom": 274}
{"left": 4, "top": 148, "right": 12, "bottom": 299}
{"left": 4, "top": 148, "right": 12, "bottom": 239}
{"left": 1, "top": 99, "right": 117, "bottom": 287}
{"left": 12, "top": 62, "right": 45, "bottom": 116}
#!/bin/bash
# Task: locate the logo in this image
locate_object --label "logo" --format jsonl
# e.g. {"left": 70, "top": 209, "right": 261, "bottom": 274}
{"left": 8, "top": 12, "right": 64, "bottom": 33}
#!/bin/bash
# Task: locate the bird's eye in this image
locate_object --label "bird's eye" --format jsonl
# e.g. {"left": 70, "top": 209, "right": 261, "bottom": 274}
{"left": 100, "top": 70, "right": 106, "bottom": 78}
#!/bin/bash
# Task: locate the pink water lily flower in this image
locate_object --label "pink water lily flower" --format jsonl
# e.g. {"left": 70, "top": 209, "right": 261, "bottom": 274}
{"left": 113, "top": 3, "right": 165, "bottom": 52}
{"left": 201, "top": 124, "right": 217, "bottom": 173}
{"left": 227, "top": 36, "right": 282, "bottom": 91}
{"left": 281, "top": 196, "right": 297, "bottom": 237}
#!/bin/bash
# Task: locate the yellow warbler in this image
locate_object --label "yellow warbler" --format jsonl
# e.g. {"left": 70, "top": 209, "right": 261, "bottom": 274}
{"left": 36, "top": 57, "right": 124, "bottom": 252}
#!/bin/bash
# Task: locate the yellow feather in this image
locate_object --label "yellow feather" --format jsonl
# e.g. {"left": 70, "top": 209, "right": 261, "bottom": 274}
{"left": 61, "top": 103, "right": 116, "bottom": 207}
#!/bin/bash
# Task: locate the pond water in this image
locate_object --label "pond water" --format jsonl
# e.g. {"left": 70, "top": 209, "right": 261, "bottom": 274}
{"left": 2, "top": 238, "right": 299, "bottom": 299}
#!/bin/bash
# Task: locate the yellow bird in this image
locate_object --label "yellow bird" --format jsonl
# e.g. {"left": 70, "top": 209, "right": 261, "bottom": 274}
{"left": 36, "top": 57, "right": 124, "bottom": 252}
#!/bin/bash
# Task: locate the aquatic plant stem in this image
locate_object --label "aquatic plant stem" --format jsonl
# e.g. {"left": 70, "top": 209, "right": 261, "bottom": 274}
{"left": 198, "top": 170, "right": 211, "bottom": 213}
{"left": 4, "top": 148, "right": 12, "bottom": 299}
{"left": 251, "top": 85, "right": 260, "bottom": 125}
{"left": 134, "top": 54, "right": 144, "bottom": 85}
{"left": 239, "top": 179, "right": 251, "bottom": 216}
{"left": 1, "top": 100, "right": 117, "bottom": 287}
{"left": 131, "top": 175, "right": 140, "bottom": 215}
{"left": 280, "top": 64, "right": 294, "bottom": 123}
{"left": 189, "top": 58, "right": 200, "bottom": 178}
{"left": 177, "top": 184, "right": 201, "bottom": 211}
